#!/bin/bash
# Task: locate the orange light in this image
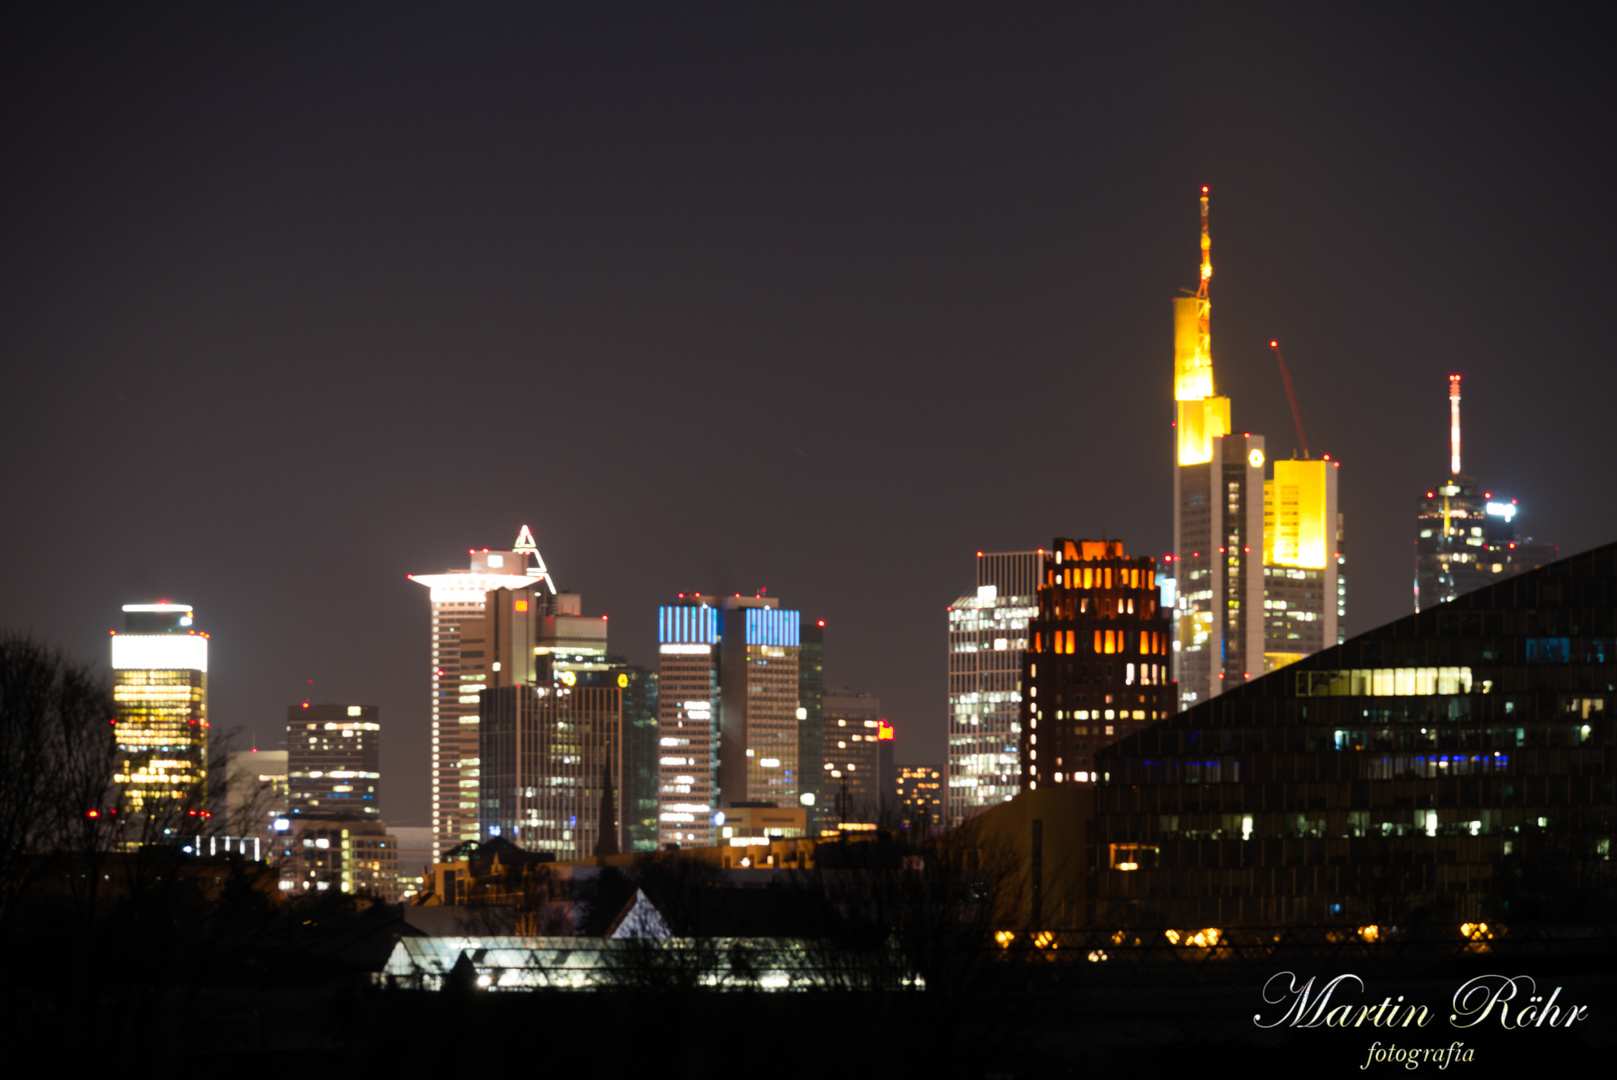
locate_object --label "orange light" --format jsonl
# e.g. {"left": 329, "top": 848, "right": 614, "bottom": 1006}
{"left": 514, "top": 599, "right": 528, "bottom": 612}
{"left": 877, "top": 720, "right": 895, "bottom": 741}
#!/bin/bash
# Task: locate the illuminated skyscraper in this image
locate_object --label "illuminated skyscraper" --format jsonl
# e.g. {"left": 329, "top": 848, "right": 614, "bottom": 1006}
{"left": 286, "top": 703, "right": 381, "bottom": 819}
{"left": 1171, "top": 190, "right": 1265, "bottom": 710}
{"left": 459, "top": 571, "right": 634, "bottom": 858}
{"left": 409, "top": 526, "right": 554, "bottom": 862}
{"left": 657, "top": 598, "right": 720, "bottom": 848}
{"left": 946, "top": 551, "right": 1040, "bottom": 829}
{"left": 111, "top": 603, "right": 209, "bottom": 833}
{"left": 1415, "top": 376, "right": 1557, "bottom": 610}
{"left": 1262, "top": 457, "right": 1345, "bottom": 670}
{"left": 656, "top": 593, "right": 802, "bottom": 848}
{"left": 1019, "top": 539, "right": 1173, "bottom": 790}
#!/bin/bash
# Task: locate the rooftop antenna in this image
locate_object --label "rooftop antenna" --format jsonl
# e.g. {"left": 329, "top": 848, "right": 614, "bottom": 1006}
{"left": 1268, "top": 340, "right": 1316, "bottom": 459}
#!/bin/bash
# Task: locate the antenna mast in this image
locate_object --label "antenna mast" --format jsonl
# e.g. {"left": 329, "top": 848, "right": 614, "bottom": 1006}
{"left": 1269, "top": 340, "right": 1314, "bottom": 459}
{"left": 1449, "top": 374, "right": 1462, "bottom": 475}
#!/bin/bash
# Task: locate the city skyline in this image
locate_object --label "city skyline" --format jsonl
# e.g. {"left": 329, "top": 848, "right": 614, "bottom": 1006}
{"left": 5, "top": 8, "right": 1615, "bottom": 832}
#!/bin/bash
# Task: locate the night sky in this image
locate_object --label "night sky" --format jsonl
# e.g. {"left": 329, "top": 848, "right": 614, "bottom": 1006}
{"left": 5, "top": 5, "right": 1614, "bottom": 829}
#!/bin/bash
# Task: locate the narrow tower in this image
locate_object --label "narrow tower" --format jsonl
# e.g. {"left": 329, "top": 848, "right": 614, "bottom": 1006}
{"left": 1450, "top": 374, "right": 1462, "bottom": 476}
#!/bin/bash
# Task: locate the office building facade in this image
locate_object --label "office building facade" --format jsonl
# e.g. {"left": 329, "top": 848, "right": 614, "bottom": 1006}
{"left": 657, "top": 598, "right": 722, "bottom": 848}
{"left": 1091, "top": 541, "right": 1616, "bottom": 929}
{"left": 409, "top": 525, "right": 554, "bottom": 862}
{"left": 656, "top": 594, "right": 803, "bottom": 848}
{"left": 110, "top": 603, "right": 209, "bottom": 834}
{"left": 821, "top": 687, "right": 889, "bottom": 826}
{"left": 1020, "top": 539, "right": 1173, "bottom": 790}
{"left": 287, "top": 703, "right": 381, "bottom": 819}
{"left": 719, "top": 597, "right": 801, "bottom": 807}
{"left": 1262, "top": 457, "right": 1345, "bottom": 670}
{"left": 947, "top": 551, "right": 1040, "bottom": 828}
{"left": 480, "top": 673, "right": 622, "bottom": 862}
{"left": 275, "top": 817, "right": 401, "bottom": 903}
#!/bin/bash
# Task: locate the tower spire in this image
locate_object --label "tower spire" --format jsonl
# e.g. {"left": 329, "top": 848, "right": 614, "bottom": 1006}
{"left": 1197, "top": 185, "right": 1211, "bottom": 301}
{"left": 1173, "top": 187, "right": 1228, "bottom": 464}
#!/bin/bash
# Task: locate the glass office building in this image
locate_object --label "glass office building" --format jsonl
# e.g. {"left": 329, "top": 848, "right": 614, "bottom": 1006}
{"left": 1091, "top": 542, "right": 1615, "bottom": 929}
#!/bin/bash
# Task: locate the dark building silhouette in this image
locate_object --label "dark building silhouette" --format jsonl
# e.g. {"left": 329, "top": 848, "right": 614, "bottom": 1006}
{"left": 611, "top": 658, "right": 660, "bottom": 853}
{"left": 1090, "top": 541, "right": 1614, "bottom": 929}
{"left": 799, "top": 618, "right": 825, "bottom": 831}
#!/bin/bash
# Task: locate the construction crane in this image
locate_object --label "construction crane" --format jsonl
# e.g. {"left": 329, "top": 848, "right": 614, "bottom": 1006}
{"left": 1269, "top": 340, "right": 1316, "bottom": 460}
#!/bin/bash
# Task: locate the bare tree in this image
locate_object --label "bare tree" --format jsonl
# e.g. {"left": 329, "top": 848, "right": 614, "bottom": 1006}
{"left": 0, "top": 632, "right": 118, "bottom": 927}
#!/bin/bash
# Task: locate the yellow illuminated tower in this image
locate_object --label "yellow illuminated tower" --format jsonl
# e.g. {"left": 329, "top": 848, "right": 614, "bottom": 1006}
{"left": 1262, "top": 457, "right": 1344, "bottom": 669}
{"left": 1170, "top": 189, "right": 1265, "bottom": 709}
{"left": 111, "top": 603, "right": 209, "bottom": 837}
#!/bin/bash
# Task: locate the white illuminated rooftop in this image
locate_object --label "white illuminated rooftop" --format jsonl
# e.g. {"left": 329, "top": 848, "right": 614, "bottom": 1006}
{"left": 409, "top": 572, "right": 540, "bottom": 603}
{"left": 112, "top": 634, "right": 208, "bottom": 672}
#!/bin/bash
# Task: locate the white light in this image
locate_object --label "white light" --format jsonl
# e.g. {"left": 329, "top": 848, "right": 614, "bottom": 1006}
{"left": 122, "top": 603, "right": 193, "bottom": 613}
{"left": 1485, "top": 502, "right": 1516, "bottom": 522}
{"left": 409, "top": 571, "right": 535, "bottom": 602}
{"left": 760, "top": 758, "right": 780, "bottom": 768}
{"left": 111, "top": 634, "right": 207, "bottom": 672}
{"left": 660, "top": 643, "right": 713, "bottom": 655}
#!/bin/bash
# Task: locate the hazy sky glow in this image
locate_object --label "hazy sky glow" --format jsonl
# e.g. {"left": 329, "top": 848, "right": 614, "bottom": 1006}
{"left": 5, "top": 5, "right": 1613, "bottom": 827}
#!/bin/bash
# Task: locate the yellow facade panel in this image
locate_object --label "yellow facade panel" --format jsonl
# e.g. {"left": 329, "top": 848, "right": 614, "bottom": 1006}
{"left": 1264, "top": 459, "right": 1329, "bottom": 569}
{"left": 1173, "top": 297, "right": 1213, "bottom": 401}
{"left": 1176, "top": 396, "right": 1230, "bottom": 466}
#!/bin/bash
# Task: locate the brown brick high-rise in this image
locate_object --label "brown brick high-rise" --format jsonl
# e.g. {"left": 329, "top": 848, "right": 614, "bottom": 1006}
{"left": 1019, "top": 539, "right": 1173, "bottom": 789}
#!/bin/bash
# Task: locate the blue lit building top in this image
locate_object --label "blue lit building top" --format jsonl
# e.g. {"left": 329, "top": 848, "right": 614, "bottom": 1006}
{"left": 659, "top": 604, "right": 720, "bottom": 645}
{"left": 744, "top": 607, "right": 801, "bottom": 647}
